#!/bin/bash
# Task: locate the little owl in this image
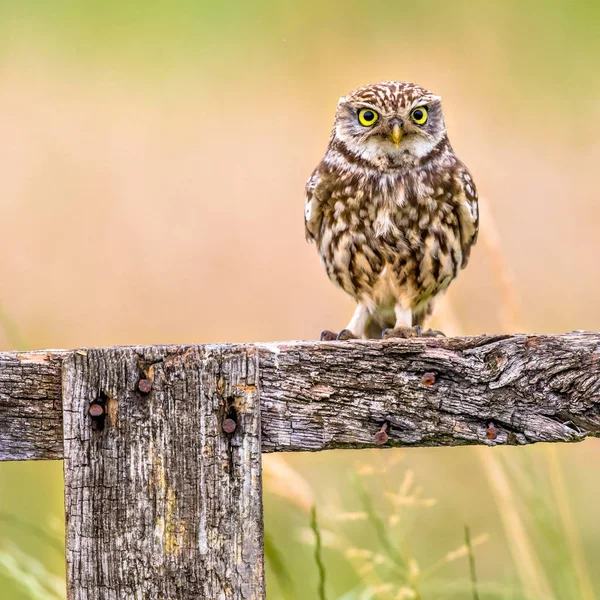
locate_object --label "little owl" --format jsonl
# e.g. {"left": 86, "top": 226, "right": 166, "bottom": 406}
{"left": 305, "top": 81, "right": 478, "bottom": 340}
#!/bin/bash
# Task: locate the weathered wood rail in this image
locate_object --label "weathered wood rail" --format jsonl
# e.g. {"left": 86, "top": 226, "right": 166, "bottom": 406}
{"left": 2, "top": 333, "right": 600, "bottom": 598}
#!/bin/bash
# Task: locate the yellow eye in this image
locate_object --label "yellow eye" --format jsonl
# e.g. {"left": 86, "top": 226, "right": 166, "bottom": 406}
{"left": 411, "top": 106, "right": 428, "bottom": 125}
{"left": 358, "top": 108, "right": 379, "bottom": 127}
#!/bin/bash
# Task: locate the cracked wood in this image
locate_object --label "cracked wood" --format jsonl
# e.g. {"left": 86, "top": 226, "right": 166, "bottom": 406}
{"left": 62, "top": 346, "right": 264, "bottom": 600}
{"left": 0, "top": 350, "right": 66, "bottom": 460}
{"left": 1, "top": 333, "right": 600, "bottom": 461}
{"left": 259, "top": 333, "right": 600, "bottom": 449}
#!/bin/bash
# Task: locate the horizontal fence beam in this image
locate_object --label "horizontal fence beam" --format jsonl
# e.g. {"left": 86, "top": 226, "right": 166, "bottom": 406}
{"left": 1, "top": 333, "right": 600, "bottom": 461}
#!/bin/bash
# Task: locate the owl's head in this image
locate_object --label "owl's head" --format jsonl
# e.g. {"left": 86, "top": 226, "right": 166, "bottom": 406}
{"left": 332, "top": 81, "right": 447, "bottom": 171}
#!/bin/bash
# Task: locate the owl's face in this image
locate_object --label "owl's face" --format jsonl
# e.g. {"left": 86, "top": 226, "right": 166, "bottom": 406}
{"left": 333, "top": 81, "right": 447, "bottom": 171}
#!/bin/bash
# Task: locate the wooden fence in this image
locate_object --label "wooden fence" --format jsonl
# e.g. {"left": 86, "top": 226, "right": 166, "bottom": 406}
{"left": 1, "top": 333, "right": 599, "bottom": 598}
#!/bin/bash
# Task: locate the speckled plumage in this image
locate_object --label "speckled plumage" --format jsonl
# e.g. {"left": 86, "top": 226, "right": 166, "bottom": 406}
{"left": 305, "top": 81, "right": 478, "bottom": 338}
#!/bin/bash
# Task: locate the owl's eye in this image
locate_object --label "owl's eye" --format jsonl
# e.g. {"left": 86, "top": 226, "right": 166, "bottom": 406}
{"left": 358, "top": 108, "right": 379, "bottom": 127}
{"left": 411, "top": 106, "right": 428, "bottom": 125}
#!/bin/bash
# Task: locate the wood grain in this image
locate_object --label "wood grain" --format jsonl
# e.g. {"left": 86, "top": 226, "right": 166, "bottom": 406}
{"left": 259, "top": 333, "right": 600, "bottom": 449}
{"left": 2, "top": 333, "right": 600, "bottom": 461}
{"left": 62, "top": 345, "right": 264, "bottom": 600}
{"left": 0, "top": 350, "right": 65, "bottom": 460}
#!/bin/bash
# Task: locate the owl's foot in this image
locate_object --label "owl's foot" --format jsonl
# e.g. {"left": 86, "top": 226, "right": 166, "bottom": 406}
{"left": 382, "top": 326, "right": 445, "bottom": 339}
{"left": 320, "top": 330, "right": 337, "bottom": 341}
{"left": 319, "top": 329, "right": 358, "bottom": 341}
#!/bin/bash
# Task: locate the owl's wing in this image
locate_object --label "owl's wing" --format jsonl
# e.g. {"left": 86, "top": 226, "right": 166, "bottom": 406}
{"left": 456, "top": 164, "right": 479, "bottom": 269}
{"left": 304, "top": 169, "right": 324, "bottom": 243}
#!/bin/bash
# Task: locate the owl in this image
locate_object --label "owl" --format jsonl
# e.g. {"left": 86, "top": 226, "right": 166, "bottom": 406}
{"left": 305, "top": 81, "right": 478, "bottom": 340}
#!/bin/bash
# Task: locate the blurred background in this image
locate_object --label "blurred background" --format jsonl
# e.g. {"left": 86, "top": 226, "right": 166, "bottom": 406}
{"left": 1, "top": 1, "right": 599, "bottom": 598}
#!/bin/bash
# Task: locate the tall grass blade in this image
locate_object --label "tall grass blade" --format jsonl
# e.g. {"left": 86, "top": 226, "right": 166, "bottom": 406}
{"left": 464, "top": 525, "right": 480, "bottom": 600}
{"left": 0, "top": 513, "right": 64, "bottom": 555}
{"left": 0, "top": 543, "right": 64, "bottom": 599}
{"left": 355, "top": 481, "right": 407, "bottom": 576}
{"left": 545, "top": 445, "right": 596, "bottom": 600}
{"left": 311, "top": 505, "right": 328, "bottom": 600}
{"left": 264, "top": 529, "right": 295, "bottom": 600}
{"left": 479, "top": 450, "right": 555, "bottom": 599}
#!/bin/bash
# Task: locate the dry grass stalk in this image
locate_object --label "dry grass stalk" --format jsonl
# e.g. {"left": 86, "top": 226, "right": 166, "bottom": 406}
{"left": 479, "top": 449, "right": 555, "bottom": 599}
{"left": 262, "top": 455, "right": 314, "bottom": 513}
{"left": 473, "top": 199, "right": 559, "bottom": 598}
{"left": 546, "top": 445, "right": 596, "bottom": 600}
{"left": 477, "top": 200, "right": 525, "bottom": 333}
{"left": 430, "top": 294, "right": 462, "bottom": 337}
{"left": 478, "top": 197, "right": 596, "bottom": 599}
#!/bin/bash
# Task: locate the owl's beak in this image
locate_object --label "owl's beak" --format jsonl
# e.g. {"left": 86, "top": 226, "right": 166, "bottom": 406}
{"left": 390, "top": 123, "right": 403, "bottom": 148}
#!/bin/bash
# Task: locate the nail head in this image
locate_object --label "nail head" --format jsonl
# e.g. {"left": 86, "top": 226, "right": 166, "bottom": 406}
{"left": 375, "top": 422, "right": 389, "bottom": 445}
{"left": 138, "top": 379, "right": 153, "bottom": 393}
{"left": 375, "top": 430, "right": 389, "bottom": 445}
{"left": 222, "top": 418, "right": 237, "bottom": 434}
{"left": 89, "top": 404, "right": 104, "bottom": 418}
{"left": 422, "top": 372, "right": 436, "bottom": 386}
{"left": 486, "top": 422, "right": 498, "bottom": 440}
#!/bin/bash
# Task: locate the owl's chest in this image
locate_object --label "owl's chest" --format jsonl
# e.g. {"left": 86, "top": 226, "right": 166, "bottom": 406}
{"left": 319, "top": 184, "right": 431, "bottom": 252}
{"left": 317, "top": 182, "right": 462, "bottom": 300}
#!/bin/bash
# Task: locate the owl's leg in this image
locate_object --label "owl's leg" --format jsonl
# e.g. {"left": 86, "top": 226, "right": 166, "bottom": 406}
{"left": 382, "top": 302, "right": 444, "bottom": 339}
{"left": 341, "top": 304, "right": 370, "bottom": 339}
{"left": 320, "top": 304, "right": 370, "bottom": 341}
{"left": 382, "top": 305, "right": 415, "bottom": 339}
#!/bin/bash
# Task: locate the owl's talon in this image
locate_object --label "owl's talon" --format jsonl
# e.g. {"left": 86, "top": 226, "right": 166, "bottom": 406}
{"left": 383, "top": 326, "right": 444, "bottom": 339}
{"left": 421, "top": 328, "right": 446, "bottom": 338}
{"left": 320, "top": 330, "right": 338, "bottom": 341}
{"left": 319, "top": 329, "right": 358, "bottom": 341}
{"left": 337, "top": 329, "right": 357, "bottom": 341}
{"left": 383, "top": 326, "right": 418, "bottom": 339}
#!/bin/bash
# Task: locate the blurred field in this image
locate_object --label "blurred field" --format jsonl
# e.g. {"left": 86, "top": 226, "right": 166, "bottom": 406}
{"left": 1, "top": 1, "right": 599, "bottom": 598}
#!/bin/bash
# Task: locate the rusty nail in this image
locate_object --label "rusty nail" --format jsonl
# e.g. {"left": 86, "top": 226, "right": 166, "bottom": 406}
{"left": 375, "top": 422, "right": 389, "bottom": 445}
{"left": 486, "top": 422, "right": 498, "bottom": 440}
{"left": 422, "top": 372, "right": 436, "bottom": 386}
{"left": 222, "top": 418, "right": 237, "bottom": 434}
{"left": 138, "top": 379, "right": 152, "bottom": 394}
{"left": 89, "top": 403, "right": 104, "bottom": 418}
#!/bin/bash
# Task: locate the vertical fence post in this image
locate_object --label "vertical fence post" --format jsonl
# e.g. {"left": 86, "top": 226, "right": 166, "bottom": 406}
{"left": 62, "top": 345, "right": 264, "bottom": 599}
